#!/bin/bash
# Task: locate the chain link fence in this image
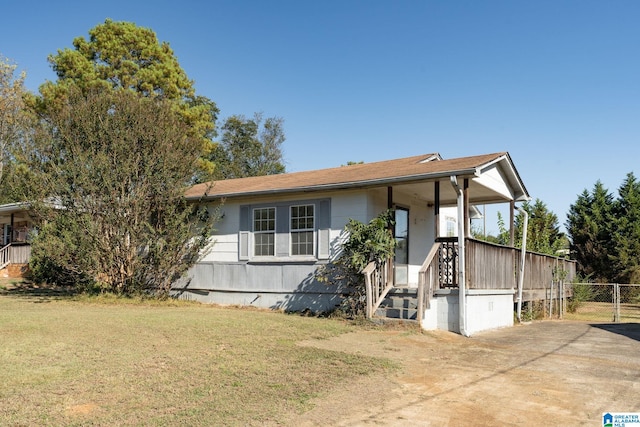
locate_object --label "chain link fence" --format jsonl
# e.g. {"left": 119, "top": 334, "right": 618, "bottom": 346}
{"left": 563, "top": 283, "right": 640, "bottom": 323}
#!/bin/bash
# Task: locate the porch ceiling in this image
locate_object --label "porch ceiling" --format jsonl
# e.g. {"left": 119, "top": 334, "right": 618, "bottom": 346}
{"left": 0, "top": 212, "right": 30, "bottom": 225}
{"left": 392, "top": 176, "right": 515, "bottom": 206}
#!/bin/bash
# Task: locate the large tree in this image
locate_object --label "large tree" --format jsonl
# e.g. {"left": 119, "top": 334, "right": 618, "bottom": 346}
{"left": 34, "top": 19, "right": 219, "bottom": 180}
{"left": 19, "top": 89, "right": 215, "bottom": 295}
{"left": 0, "top": 54, "right": 28, "bottom": 199}
{"left": 611, "top": 173, "right": 640, "bottom": 283}
{"left": 209, "top": 113, "right": 286, "bottom": 179}
{"left": 488, "top": 199, "right": 566, "bottom": 256}
{"left": 518, "top": 199, "right": 566, "bottom": 255}
{"left": 566, "top": 182, "right": 614, "bottom": 281}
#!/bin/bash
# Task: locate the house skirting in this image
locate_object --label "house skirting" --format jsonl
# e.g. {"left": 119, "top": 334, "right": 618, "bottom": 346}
{"left": 173, "top": 261, "right": 345, "bottom": 313}
{"left": 421, "top": 288, "right": 515, "bottom": 335}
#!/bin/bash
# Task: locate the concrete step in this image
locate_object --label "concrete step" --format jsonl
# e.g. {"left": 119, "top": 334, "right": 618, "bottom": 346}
{"left": 375, "top": 288, "right": 419, "bottom": 320}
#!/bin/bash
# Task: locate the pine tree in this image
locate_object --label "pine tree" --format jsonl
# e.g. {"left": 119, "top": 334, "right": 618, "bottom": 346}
{"left": 611, "top": 173, "right": 640, "bottom": 283}
{"left": 566, "top": 181, "right": 614, "bottom": 281}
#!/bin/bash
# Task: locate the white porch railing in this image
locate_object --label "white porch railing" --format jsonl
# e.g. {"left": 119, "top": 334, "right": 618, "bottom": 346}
{"left": 0, "top": 244, "right": 11, "bottom": 269}
{"left": 363, "top": 257, "right": 394, "bottom": 319}
{"left": 0, "top": 243, "right": 32, "bottom": 270}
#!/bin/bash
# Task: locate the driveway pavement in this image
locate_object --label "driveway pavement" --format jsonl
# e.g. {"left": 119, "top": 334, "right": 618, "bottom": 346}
{"left": 297, "top": 320, "right": 640, "bottom": 426}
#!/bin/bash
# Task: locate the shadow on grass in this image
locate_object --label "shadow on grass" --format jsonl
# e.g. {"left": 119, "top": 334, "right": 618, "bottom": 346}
{"left": 0, "top": 280, "right": 82, "bottom": 302}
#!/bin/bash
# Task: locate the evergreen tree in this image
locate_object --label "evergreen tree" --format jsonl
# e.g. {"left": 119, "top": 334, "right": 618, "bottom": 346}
{"left": 489, "top": 199, "right": 565, "bottom": 256}
{"left": 32, "top": 19, "right": 219, "bottom": 181}
{"left": 611, "top": 173, "right": 640, "bottom": 283}
{"left": 566, "top": 181, "right": 614, "bottom": 281}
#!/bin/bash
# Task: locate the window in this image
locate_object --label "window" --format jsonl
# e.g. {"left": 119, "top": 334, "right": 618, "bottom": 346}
{"left": 291, "top": 204, "right": 314, "bottom": 256}
{"left": 240, "top": 199, "right": 330, "bottom": 261}
{"left": 446, "top": 216, "right": 456, "bottom": 237}
{"left": 253, "top": 207, "right": 275, "bottom": 256}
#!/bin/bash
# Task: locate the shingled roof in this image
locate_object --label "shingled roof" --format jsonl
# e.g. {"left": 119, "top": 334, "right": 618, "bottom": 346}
{"left": 186, "top": 152, "right": 528, "bottom": 201}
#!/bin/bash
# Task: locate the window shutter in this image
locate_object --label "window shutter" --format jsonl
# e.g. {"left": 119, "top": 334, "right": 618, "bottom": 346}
{"left": 317, "top": 199, "right": 331, "bottom": 259}
{"left": 239, "top": 206, "right": 250, "bottom": 231}
{"left": 276, "top": 205, "right": 290, "bottom": 257}
{"left": 318, "top": 229, "right": 330, "bottom": 259}
{"left": 317, "top": 199, "right": 331, "bottom": 229}
{"left": 239, "top": 231, "right": 250, "bottom": 260}
{"left": 239, "top": 206, "right": 250, "bottom": 260}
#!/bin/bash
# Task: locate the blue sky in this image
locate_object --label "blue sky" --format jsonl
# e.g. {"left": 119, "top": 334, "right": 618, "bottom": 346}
{"left": 2, "top": 1, "right": 639, "bottom": 234}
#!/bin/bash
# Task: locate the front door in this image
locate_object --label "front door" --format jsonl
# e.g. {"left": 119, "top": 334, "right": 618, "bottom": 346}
{"left": 394, "top": 207, "right": 409, "bottom": 286}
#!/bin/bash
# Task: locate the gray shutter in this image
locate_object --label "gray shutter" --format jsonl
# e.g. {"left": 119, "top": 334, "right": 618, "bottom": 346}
{"left": 318, "top": 229, "right": 330, "bottom": 259}
{"left": 239, "top": 206, "right": 250, "bottom": 260}
{"left": 239, "top": 206, "right": 250, "bottom": 231}
{"left": 317, "top": 199, "right": 331, "bottom": 229}
{"left": 239, "top": 231, "right": 250, "bottom": 260}
{"left": 317, "top": 199, "right": 331, "bottom": 259}
{"left": 276, "top": 205, "right": 289, "bottom": 257}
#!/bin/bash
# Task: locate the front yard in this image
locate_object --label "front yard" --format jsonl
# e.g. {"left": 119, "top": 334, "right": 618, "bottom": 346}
{"left": 0, "top": 283, "right": 395, "bottom": 426}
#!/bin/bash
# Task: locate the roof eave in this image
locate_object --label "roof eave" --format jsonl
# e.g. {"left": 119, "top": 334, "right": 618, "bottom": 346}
{"left": 187, "top": 168, "right": 481, "bottom": 201}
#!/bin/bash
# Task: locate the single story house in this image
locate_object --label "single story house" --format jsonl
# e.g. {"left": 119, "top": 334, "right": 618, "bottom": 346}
{"left": 179, "top": 152, "right": 574, "bottom": 336}
{"left": 0, "top": 151, "right": 574, "bottom": 335}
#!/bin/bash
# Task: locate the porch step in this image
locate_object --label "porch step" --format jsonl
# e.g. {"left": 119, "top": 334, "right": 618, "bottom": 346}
{"left": 375, "top": 288, "right": 418, "bottom": 321}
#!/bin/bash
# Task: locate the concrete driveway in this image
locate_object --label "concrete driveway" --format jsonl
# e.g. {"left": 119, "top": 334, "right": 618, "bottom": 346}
{"left": 297, "top": 320, "right": 640, "bottom": 426}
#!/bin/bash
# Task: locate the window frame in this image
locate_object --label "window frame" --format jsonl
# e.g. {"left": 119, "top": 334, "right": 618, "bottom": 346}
{"left": 290, "top": 204, "right": 316, "bottom": 257}
{"left": 240, "top": 198, "right": 330, "bottom": 262}
{"left": 252, "top": 206, "right": 276, "bottom": 257}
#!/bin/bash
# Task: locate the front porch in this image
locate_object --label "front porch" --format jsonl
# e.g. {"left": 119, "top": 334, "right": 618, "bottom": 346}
{"left": 0, "top": 203, "right": 34, "bottom": 275}
{"left": 365, "top": 237, "right": 576, "bottom": 335}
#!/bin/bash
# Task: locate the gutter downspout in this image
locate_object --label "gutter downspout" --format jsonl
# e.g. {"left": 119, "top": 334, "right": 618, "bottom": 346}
{"left": 515, "top": 206, "right": 528, "bottom": 322}
{"left": 450, "top": 176, "right": 469, "bottom": 337}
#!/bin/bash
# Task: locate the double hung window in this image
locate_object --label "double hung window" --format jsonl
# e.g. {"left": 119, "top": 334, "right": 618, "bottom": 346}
{"left": 241, "top": 198, "right": 329, "bottom": 261}
{"left": 291, "top": 205, "right": 315, "bottom": 256}
{"left": 253, "top": 207, "right": 275, "bottom": 256}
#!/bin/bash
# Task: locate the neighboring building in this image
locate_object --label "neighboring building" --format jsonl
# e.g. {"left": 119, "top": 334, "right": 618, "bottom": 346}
{"left": 0, "top": 203, "right": 34, "bottom": 275}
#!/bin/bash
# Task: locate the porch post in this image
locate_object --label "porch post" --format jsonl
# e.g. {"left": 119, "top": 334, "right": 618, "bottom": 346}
{"left": 450, "top": 176, "right": 468, "bottom": 336}
{"left": 10, "top": 213, "right": 14, "bottom": 244}
{"left": 463, "top": 178, "right": 470, "bottom": 238}
{"left": 509, "top": 201, "right": 515, "bottom": 246}
{"left": 434, "top": 181, "right": 440, "bottom": 237}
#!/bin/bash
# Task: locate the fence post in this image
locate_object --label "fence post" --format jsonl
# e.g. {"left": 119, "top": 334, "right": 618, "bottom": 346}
{"left": 559, "top": 280, "right": 564, "bottom": 320}
{"left": 549, "top": 280, "right": 554, "bottom": 318}
{"left": 613, "top": 283, "right": 620, "bottom": 323}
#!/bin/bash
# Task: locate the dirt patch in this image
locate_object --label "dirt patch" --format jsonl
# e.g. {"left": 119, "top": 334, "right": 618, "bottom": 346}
{"left": 295, "top": 321, "right": 640, "bottom": 426}
{"left": 64, "top": 403, "right": 99, "bottom": 417}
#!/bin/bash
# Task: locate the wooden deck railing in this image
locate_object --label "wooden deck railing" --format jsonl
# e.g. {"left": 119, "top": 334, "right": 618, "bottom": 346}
{"left": 417, "top": 242, "right": 441, "bottom": 323}
{"left": 465, "top": 238, "right": 576, "bottom": 294}
{"left": 364, "top": 237, "right": 577, "bottom": 321}
{"left": 363, "top": 257, "right": 394, "bottom": 319}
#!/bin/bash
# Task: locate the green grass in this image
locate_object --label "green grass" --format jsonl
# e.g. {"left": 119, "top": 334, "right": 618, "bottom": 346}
{"left": 564, "top": 301, "right": 640, "bottom": 322}
{"left": 0, "top": 288, "right": 396, "bottom": 426}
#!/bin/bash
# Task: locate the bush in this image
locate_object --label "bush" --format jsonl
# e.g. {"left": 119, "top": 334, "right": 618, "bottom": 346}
{"left": 317, "top": 210, "right": 396, "bottom": 318}
{"left": 567, "top": 283, "right": 597, "bottom": 313}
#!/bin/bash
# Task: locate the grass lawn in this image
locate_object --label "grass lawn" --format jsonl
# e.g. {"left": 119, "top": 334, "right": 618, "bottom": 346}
{"left": 564, "top": 301, "right": 640, "bottom": 323}
{"left": 0, "top": 284, "right": 396, "bottom": 426}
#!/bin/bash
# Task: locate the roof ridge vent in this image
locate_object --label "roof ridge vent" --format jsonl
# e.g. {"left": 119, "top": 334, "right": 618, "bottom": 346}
{"left": 419, "top": 154, "right": 442, "bottom": 163}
